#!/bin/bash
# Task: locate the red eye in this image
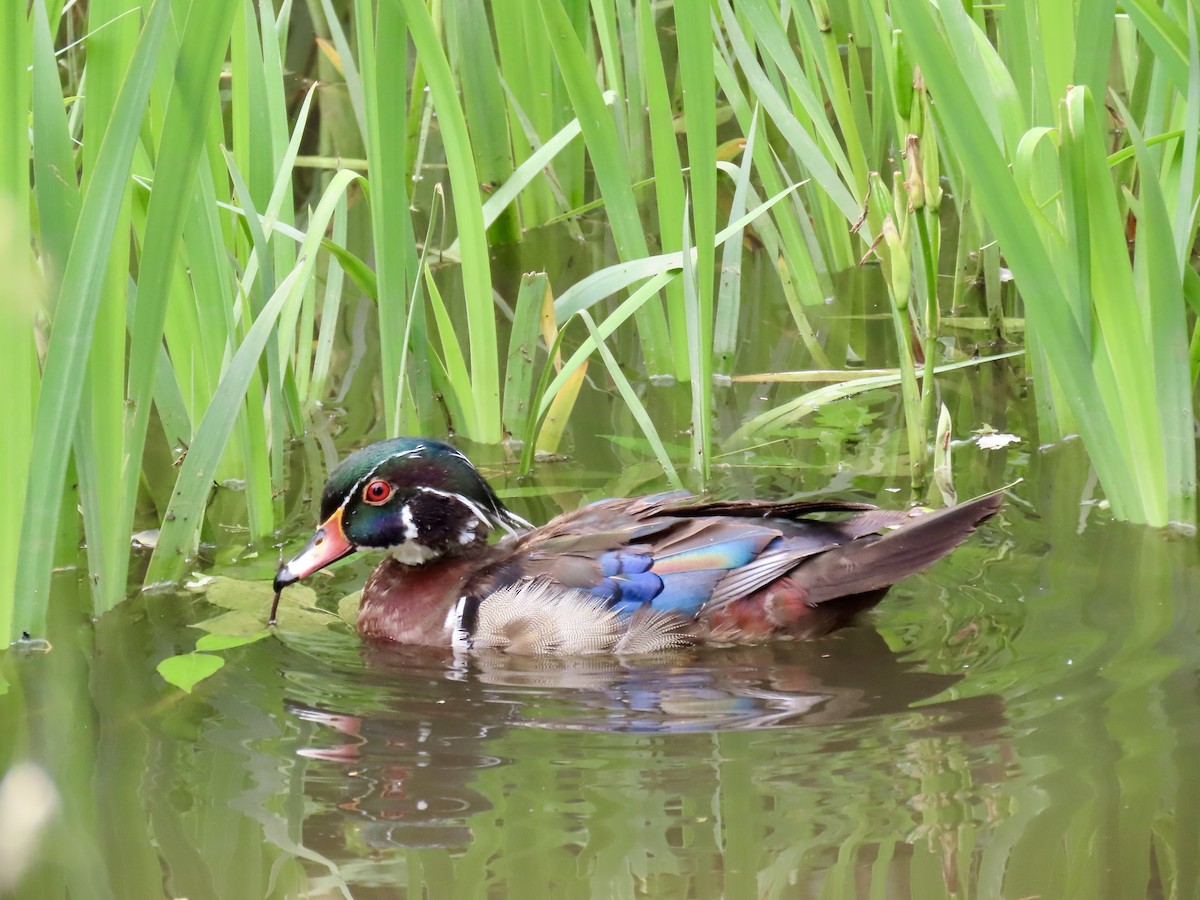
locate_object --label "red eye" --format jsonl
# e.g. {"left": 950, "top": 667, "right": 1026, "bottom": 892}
{"left": 363, "top": 480, "right": 393, "bottom": 505}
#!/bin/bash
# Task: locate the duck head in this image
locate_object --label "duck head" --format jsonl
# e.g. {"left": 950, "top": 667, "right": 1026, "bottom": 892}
{"left": 273, "top": 438, "right": 528, "bottom": 591}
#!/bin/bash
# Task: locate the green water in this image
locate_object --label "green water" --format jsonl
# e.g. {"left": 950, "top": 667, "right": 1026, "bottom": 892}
{"left": 3, "top": 262, "right": 1199, "bottom": 899}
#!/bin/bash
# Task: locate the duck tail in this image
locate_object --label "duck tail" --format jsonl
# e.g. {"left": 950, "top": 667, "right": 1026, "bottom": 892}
{"left": 801, "top": 490, "right": 1005, "bottom": 605}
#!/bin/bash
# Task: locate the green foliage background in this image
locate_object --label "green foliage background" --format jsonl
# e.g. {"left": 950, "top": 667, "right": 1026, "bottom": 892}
{"left": 2, "top": 0, "right": 1198, "bottom": 644}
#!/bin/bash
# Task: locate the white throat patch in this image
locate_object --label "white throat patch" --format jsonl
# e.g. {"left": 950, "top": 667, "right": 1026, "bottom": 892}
{"left": 389, "top": 541, "right": 439, "bottom": 566}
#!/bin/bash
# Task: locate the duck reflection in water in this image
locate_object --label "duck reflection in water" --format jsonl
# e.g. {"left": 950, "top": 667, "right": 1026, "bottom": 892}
{"left": 286, "top": 627, "right": 1004, "bottom": 852}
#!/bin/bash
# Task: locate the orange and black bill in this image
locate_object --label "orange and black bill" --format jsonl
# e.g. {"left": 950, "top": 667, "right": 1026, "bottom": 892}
{"left": 273, "top": 508, "right": 356, "bottom": 593}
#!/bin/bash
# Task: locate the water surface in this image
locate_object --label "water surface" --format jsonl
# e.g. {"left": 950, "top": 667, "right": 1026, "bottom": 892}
{"left": 3, "top": 264, "right": 1198, "bottom": 899}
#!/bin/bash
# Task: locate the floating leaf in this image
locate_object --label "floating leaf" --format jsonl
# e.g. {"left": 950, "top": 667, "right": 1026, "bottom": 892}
{"left": 187, "top": 575, "right": 342, "bottom": 634}
{"left": 157, "top": 652, "right": 224, "bottom": 693}
{"left": 192, "top": 608, "right": 267, "bottom": 637}
{"left": 188, "top": 573, "right": 312, "bottom": 609}
{"left": 194, "top": 631, "right": 272, "bottom": 652}
{"left": 813, "top": 400, "right": 880, "bottom": 433}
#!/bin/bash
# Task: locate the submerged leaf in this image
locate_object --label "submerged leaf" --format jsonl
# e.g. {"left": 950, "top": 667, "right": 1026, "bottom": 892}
{"left": 187, "top": 575, "right": 341, "bottom": 634}
{"left": 157, "top": 652, "right": 224, "bottom": 693}
{"left": 193, "top": 608, "right": 268, "bottom": 637}
{"left": 194, "top": 631, "right": 271, "bottom": 652}
{"left": 188, "top": 573, "right": 316, "bottom": 610}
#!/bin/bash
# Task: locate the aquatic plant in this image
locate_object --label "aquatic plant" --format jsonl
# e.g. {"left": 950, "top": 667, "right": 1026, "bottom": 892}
{"left": 1, "top": 0, "right": 1196, "bottom": 652}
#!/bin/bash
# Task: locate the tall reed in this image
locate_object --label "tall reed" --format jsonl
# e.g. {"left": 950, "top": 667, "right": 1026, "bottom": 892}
{"left": 2, "top": 0, "right": 1197, "bottom": 647}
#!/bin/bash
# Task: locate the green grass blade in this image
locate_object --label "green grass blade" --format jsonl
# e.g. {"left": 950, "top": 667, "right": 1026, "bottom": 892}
{"left": 449, "top": 0, "right": 518, "bottom": 243}
{"left": 443, "top": 97, "right": 609, "bottom": 259}
{"left": 145, "top": 168, "right": 363, "bottom": 582}
{"left": 731, "top": 351, "right": 1023, "bottom": 443}
{"left": 0, "top": 0, "right": 33, "bottom": 647}
{"left": 714, "top": 45, "right": 830, "bottom": 312}
{"left": 424, "top": 264, "right": 479, "bottom": 436}
{"left": 1062, "top": 88, "right": 1160, "bottom": 498}
{"left": 30, "top": 0, "right": 80, "bottom": 273}
{"left": 539, "top": 271, "right": 677, "bottom": 423}
{"left": 388, "top": 0, "right": 492, "bottom": 441}
{"left": 360, "top": 0, "right": 422, "bottom": 433}
{"left": 716, "top": 0, "right": 861, "bottom": 225}
{"left": 539, "top": 177, "right": 805, "bottom": 425}
{"left": 145, "top": 265, "right": 305, "bottom": 583}
{"left": 222, "top": 147, "right": 283, "bottom": 539}
{"left": 679, "top": 191, "right": 709, "bottom": 481}
{"left": 494, "top": 80, "right": 584, "bottom": 238}
{"left": 1074, "top": 0, "right": 1117, "bottom": 100}
{"left": 638, "top": 0, "right": 688, "bottom": 377}
{"left": 787, "top": 0, "right": 869, "bottom": 193}
{"left": 676, "top": 0, "right": 715, "bottom": 480}
{"left": 1117, "top": 96, "right": 1197, "bottom": 523}
{"left": 576, "top": 312, "right": 682, "bottom": 490}
{"left": 555, "top": 179, "right": 804, "bottom": 320}
{"left": 502, "top": 272, "right": 549, "bottom": 442}
{"left": 1122, "top": 0, "right": 1188, "bottom": 91}
{"left": 492, "top": 0, "right": 555, "bottom": 223}
{"left": 230, "top": 0, "right": 275, "bottom": 209}
{"left": 893, "top": 1, "right": 1137, "bottom": 519}
{"left": 318, "top": 0, "right": 366, "bottom": 139}
{"left": 78, "top": 0, "right": 143, "bottom": 615}
{"left": 309, "top": 191, "right": 349, "bottom": 403}
{"left": 534, "top": 0, "right": 643, "bottom": 260}
{"left": 396, "top": 0, "right": 499, "bottom": 440}
{"left": 14, "top": 0, "right": 174, "bottom": 635}
{"left": 713, "top": 108, "right": 760, "bottom": 368}
{"left": 119, "top": 0, "right": 239, "bottom": 606}
{"left": 1174, "top": 7, "right": 1200, "bottom": 270}
{"left": 534, "top": 0, "right": 671, "bottom": 374}
{"left": 174, "top": 158, "right": 238, "bottom": 432}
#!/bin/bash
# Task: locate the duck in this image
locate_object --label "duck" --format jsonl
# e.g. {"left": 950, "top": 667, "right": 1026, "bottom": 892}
{"left": 272, "top": 437, "right": 1004, "bottom": 653}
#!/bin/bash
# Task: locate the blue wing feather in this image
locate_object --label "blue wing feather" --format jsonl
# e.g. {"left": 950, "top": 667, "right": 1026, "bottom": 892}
{"left": 590, "top": 533, "right": 789, "bottom": 618}
{"left": 645, "top": 569, "right": 728, "bottom": 617}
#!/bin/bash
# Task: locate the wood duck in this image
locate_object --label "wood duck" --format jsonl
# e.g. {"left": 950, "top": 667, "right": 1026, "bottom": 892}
{"left": 273, "top": 437, "right": 1003, "bottom": 653}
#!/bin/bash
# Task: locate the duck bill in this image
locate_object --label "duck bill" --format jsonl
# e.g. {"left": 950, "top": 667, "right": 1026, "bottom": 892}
{"left": 274, "top": 508, "right": 355, "bottom": 591}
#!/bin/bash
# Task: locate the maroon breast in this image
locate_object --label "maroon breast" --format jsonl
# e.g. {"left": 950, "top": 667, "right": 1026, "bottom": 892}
{"left": 356, "top": 556, "right": 481, "bottom": 645}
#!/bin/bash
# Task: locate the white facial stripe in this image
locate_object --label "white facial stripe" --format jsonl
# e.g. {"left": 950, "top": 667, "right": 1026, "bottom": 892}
{"left": 331, "top": 445, "right": 532, "bottom": 543}
{"left": 506, "top": 509, "right": 534, "bottom": 529}
{"left": 336, "top": 446, "right": 425, "bottom": 519}
{"left": 414, "top": 485, "right": 524, "bottom": 537}
{"left": 440, "top": 445, "right": 532, "bottom": 528}
{"left": 400, "top": 504, "right": 418, "bottom": 540}
{"left": 458, "top": 519, "right": 477, "bottom": 544}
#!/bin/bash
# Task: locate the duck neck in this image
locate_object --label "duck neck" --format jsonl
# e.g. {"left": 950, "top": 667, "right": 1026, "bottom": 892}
{"left": 356, "top": 555, "right": 485, "bottom": 645}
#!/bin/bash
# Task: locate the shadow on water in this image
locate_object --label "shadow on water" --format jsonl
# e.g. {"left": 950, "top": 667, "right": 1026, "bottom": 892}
{"left": 319, "top": 630, "right": 1001, "bottom": 734}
